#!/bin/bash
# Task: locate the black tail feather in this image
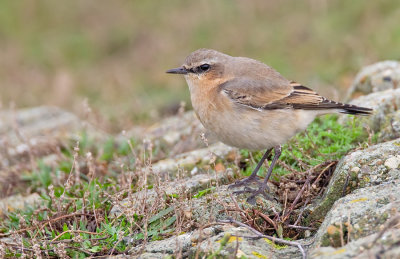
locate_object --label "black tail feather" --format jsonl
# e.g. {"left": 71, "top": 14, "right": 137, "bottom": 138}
{"left": 315, "top": 98, "right": 373, "bottom": 115}
{"left": 339, "top": 104, "right": 373, "bottom": 115}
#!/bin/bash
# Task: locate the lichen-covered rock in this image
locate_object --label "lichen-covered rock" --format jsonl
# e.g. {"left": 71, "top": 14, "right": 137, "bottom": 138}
{"left": 193, "top": 226, "right": 302, "bottom": 259}
{"left": 340, "top": 89, "right": 400, "bottom": 135}
{"left": 378, "top": 109, "right": 400, "bottom": 141}
{"left": 312, "top": 227, "right": 400, "bottom": 259}
{"left": 189, "top": 185, "right": 281, "bottom": 225}
{"left": 0, "top": 106, "right": 106, "bottom": 168}
{"left": 311, "top": 181, "right": 400, "bottom": 252}
{"left": 0, "top": 106, "right": 99, "bottom": 144}
{"left": 126, "top": 225, "right": 302, "bottom": 259}
{"left": 346, "top": 60, "right": 400, "bottom": 100}
{"left": 129, "top": 231, "right": 193, "bottom": 256}
{"left": 113, "top": 182, "right": 283, "bottom": 257}
{"left": 306, "top": 139, "right": 400, "bottom": 223}
{"left": 120, "top": 111, "right": 217, "bottom": 158}
{"left": 151, "top": 142, "right": 237, "bottom": 176}
{"left": 0, "top": 193, "right": 42, "bottom": 216}
{"left": 110, "top": 178, "right": 280, "bottom": 226}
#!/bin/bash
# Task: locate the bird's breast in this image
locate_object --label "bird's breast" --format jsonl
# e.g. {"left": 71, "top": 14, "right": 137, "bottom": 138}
{"left": 185, "top": 78, "right": 317, "bottom": 150}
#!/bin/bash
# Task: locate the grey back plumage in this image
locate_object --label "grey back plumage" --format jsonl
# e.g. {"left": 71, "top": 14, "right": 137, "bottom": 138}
{"left": 183, "top": 49, "right": 373, "bottom": 115}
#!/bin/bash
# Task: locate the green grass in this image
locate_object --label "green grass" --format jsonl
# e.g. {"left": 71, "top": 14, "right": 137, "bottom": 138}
{"left": 240, "top": 114, "right": 375, "bottom": 178}
{"left": 0, "top": 115, "right": 376, "bottom": 257}
{"left": 0, "top": 132, "right": 183, "bottom": 257}
{"left": 2, "top": 162, "right": 172, "bottom": 257}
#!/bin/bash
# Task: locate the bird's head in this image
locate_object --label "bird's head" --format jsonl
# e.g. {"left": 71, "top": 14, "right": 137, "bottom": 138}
{"left": 166, "top": 49, "right": 230, "bottom": 91}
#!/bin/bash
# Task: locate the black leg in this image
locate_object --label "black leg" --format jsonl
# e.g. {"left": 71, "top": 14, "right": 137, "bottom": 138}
{"left": 259, "top": 145, "right": 282, "bottom": 190}
{"left": 228, "top": 148, "right": 273, "bottom": 189}
{"left": 246, "top": 146, "right": 282, "bottom": 204}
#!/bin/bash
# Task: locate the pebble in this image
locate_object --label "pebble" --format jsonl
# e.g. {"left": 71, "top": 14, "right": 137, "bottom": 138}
{"left": 384, "top": 157, "right": 400, "bottom": 169}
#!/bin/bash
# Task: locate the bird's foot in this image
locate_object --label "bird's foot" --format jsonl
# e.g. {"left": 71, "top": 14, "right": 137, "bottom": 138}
{"left": 228, "top": 175, "right": 261, "bottom": 189}
{"left": 233, "top": 185, "right": 272, "bottom": 205}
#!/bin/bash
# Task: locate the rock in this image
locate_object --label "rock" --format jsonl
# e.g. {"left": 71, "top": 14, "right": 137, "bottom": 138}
{"left": 346, "top": 60, "right": 400, "bottom": 99}
{"left": 312, "top": 228, "right": 400, "bottom": 259}
{"left": 126, "top": 225, "right": 304, "bottom": 259}
{"left": 0, "top": 106, "right": 91, "bottom": 144}
{"left": 193, "top": 226, "right": 302, "bottom": 259}
{"left": 129, "top": 231, "right": 193, "bottom": 255}
{"left": 311, "top": 181, "right": 400, "bottom": 253}
{"left": 340, "top": 61, "right": 400, "bottom": 142}
{"left": 113, "top": 181, "right": 282, "bottom": 257}
{"left": 378, "top": 110, "right": 400, "bottom": 141}
{"left": 109, "top": 173, "right": 231, "bottom": 218}
{"left": 151, "top": 142, "right": 237, "bottom": 177}
{"left": 128, "top": 225, "right": 303, "bottom": 258}
{"left": 384, "top": 155, "right": 400, "bottom": 169}
{"left": 189, "top": 185, "right": 281, "bottom": 225}
{"left": 0, "top": 193, "right": 42, "bottom": 216}
{"left": 110, "top": 177, "right": 280, "bottom": 226}
{"left": 340, "top": 89, "right": 400, "bottom": 140}
{"left": 119, "top": 111, "right": 217, "bottom": 158}
{"left": 306, "top": 139, "right": 400, "bottom": 223}
{"left": 0, "top": 106, "right": 106, "bottom": 169}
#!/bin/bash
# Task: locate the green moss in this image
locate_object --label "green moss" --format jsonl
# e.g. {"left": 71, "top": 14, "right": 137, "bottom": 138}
{"left": 263, "top": 238, "right": 288, "bottom": 250}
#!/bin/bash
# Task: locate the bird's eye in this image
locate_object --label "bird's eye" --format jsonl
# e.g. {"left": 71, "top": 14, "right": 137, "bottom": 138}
{"left": 199, "top": 64, "right": 210, "bottom": 72}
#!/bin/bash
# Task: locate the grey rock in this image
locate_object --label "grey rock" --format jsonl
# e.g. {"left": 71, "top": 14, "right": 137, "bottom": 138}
{"left": 151, "top": 142, "right": 237, "bottom": 177}
{"left": 0, "top": 106, "right": 106, "bottom": 169}
{"left": 137, "top": 253, "right": 168, "bottom": 258}
{"left": 193, "top": 226, "right": 302, "bottom": 259}
{"left": 120, "top": 111, "right": 217, "bottom": 158}
{"left": 311, "top": 182, "right": 400, "bottom": 254}
{"left": 378, "top": 109, "right": 400, "bottom": 141}
{"left": 189, "top": 184, "right": 281, "bottom": 225}
{"left": 346, "top": 60, "right": 400, "bottom": 99}
{"left": 340, "top": 89, "right": 400, "bottom": 138}
{"left": 0, "top": 106, "right": 90, "bottom": 143}
{"left": 131, "top": 232, "right": 193, "bottom": 255}
{"left": 112, "top": 179, "right": 282, "bottom": 258}
{"left": 312, "top": 227, "right": 400, "bottom": 259}
{"left": 306, "top": 138, "right": 400, "bottom": 224}
{"left": 110, "top": 174, "right": 280, "bottom": 226}
{"left": 0, "top": 193, "right": 42, "bottom": 216}
{"left": 109, "top": 173, "right": 231, "bottom": 218}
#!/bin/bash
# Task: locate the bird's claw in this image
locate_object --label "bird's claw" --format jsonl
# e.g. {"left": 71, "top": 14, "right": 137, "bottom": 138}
{"left": 228, "top": 176, "right": 261, "bottom": 189}
{"left": 232, "top": 186, "right": 257, "bottom": 195}
{"left": 233, "top": 185, "right": 272, "bottom": 205}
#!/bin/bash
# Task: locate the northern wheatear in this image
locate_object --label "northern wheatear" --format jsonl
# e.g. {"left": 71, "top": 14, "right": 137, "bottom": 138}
{"left": 166, "top": 49, "right": 372, "bottom": 203}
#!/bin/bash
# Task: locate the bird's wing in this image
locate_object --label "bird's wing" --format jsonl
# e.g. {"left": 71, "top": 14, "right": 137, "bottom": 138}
{"left": 220, "top": 78, "right": 373, "bottom": 115}
{"left": 220, "top": 78, "right": 327, "bottom": 110}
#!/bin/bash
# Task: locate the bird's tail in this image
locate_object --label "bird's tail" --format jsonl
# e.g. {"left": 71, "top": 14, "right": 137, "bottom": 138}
{"left": 338, "top": 103, "right": 373, "bottom": 115}
{"left": 288, "top": 83, "right": 373, "bottom": 115}
{"left": 319, "top": 99, "right": 373, "bottom": 115}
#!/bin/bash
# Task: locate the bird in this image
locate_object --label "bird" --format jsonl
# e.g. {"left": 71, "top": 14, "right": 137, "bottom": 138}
{"left": 166, "top": 48, "right": 372, "bottom": 204}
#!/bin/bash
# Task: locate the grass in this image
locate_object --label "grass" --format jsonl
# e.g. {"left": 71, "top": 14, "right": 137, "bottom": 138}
{"left": 0, "top": 114, "right": 374, "bottom": 257}
{"left": 240, "top": 114, "right": 375, "bottom": 179}
{"left": 0, "top": 134, "right": 177, "bottom": 257}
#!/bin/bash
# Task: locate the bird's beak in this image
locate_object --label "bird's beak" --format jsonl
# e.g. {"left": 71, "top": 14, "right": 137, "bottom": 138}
{"left": 166, "top": 67, "right": 188, "bottom": 74}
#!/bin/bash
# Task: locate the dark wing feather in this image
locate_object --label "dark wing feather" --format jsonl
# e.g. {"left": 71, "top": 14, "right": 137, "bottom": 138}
{"left": 220, "top": 79, "right": 372, "bottom": 115}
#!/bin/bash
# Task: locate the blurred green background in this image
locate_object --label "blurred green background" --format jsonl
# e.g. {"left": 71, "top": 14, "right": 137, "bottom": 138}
{"left": 0, "top": 0, "right": 399, "bottom": 132}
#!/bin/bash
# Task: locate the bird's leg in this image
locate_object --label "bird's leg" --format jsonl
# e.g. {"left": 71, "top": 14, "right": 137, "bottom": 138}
{"left": 228, "top": 148, "right": 273, "bottom": 189}
{"left": 234, "top": 146, "right": 282, "bottom": 205}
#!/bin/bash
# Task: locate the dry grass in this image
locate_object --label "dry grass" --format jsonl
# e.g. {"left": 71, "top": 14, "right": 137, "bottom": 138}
{"left": 0, "top": 108, "right": 373, "bottom": 257}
